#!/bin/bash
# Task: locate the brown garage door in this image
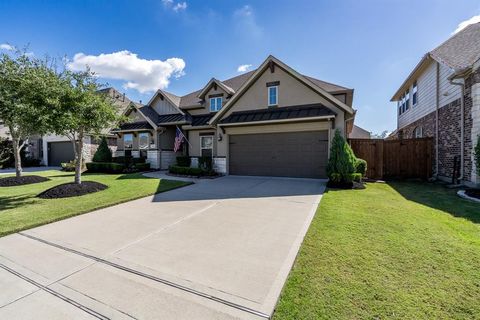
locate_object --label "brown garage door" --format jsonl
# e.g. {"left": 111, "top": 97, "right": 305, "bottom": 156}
{"left": 48, "top": 141, "right": 75, "bottom": 166}
{"left": 229, "top": 131, "right": 328, "bottom": 178}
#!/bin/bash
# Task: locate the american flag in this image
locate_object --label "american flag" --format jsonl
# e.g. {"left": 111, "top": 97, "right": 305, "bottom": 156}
{"left": 174, "top": 127, "right": 186, "bottom": 152}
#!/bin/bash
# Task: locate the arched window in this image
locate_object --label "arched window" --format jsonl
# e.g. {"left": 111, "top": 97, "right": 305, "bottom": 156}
{"left": 413, "top": 126, "right": 423, "bottom": 138}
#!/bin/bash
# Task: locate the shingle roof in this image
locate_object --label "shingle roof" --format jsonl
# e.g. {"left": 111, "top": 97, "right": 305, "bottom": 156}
{"left": 137, "top": 106, "right": 187, "bottom": 125}
{"left": 114, "top": 121, "right": 153, "bottom": 131}
{"left": 138, "top": 105, "right": 162, "bottom": 125}
{"left": 219, "top": 104, "right": 336, "bottom": 124}
{"left": 178, "top": 69, "right": 350, "bottom": 108}
{"left": 430, "top": 22, "right": 480, "bottom": 70}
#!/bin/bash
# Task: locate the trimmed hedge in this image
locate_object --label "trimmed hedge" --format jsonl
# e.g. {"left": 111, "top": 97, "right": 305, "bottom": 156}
{"left": 86, "top": 162, "right": 125, "bottom": 174}
{"left": 176, "top": 156, "right": 191, "bottom": 167}
{"left": 169, "top": 165, "right": 204, "bottom": 176}
{"left": 134, "top": 163, "right": 150, "bottom": 171}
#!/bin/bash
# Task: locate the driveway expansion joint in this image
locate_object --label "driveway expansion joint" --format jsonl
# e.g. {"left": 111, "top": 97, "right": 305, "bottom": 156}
{"left": 0, "top": 262, "right": 110, "bottom": 320}
{"left": 18, "top": 232, "right": 271, "bottom": 319}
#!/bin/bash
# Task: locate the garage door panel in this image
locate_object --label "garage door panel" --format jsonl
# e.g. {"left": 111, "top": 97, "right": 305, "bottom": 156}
{"left": 48, "top": 142, "right": 75, "bottom": 166}
{"left": 229, "top": 131, "right": 328, "bottom": 178}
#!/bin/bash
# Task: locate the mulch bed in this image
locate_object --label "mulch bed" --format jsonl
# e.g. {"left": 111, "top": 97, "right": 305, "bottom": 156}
{"left": 38, "top": 181, "right": 108, "bottom": 199}
{"left": 327, "top": 180, "right": 366, "bottom": 190}
{"left": 465, "top": 189, "right": 480, "bottom": 200}
{"left": 0, "top": 175, "right": 50, "bottom": 187}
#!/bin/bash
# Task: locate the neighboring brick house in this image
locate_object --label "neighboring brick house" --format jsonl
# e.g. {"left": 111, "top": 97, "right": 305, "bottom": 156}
{"left": 390, "top": 22, "right": 480, "bottom": 186}
{"left": 113, "top": 55, "right": 356, "bottom": 178}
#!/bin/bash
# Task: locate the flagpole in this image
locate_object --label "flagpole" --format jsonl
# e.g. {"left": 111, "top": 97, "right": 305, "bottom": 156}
{"left": 176, "top": 125, "right": 192, "bottom": 147}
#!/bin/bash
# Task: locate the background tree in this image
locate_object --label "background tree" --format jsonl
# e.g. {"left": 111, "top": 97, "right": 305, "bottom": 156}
{"left": 52, "top": 69, "right": 120, "bottom": 184}
{"left": 0, "top": 50, "right": 61, "bottom": 177}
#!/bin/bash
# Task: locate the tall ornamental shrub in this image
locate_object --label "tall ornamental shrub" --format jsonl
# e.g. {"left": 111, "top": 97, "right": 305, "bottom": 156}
{"left": 326, "top": 130, "right": 356, "bottom": 182}
{"left": 92, "top": 137, "right": 112, "bottom": 162}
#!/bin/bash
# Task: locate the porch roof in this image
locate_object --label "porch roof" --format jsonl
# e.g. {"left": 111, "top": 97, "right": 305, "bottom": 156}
{"left": 219, "top": 104, "right": 336, "bottom": 125}
{"left": 112, "top": 121, "right": 153, "bottom": 132}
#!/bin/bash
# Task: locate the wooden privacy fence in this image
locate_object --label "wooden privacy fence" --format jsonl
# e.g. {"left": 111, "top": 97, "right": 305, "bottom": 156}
{"left": 349, "top": 138, "right": 433, "bottom": 180}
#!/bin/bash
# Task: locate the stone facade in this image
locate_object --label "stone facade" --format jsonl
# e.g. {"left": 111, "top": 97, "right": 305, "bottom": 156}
{"left": 213, "top": 157, "right": 227, "bottom": 174}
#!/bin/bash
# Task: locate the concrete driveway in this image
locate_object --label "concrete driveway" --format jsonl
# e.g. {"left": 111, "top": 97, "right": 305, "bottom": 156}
{"left": 0, "top": 175, "right": 325, "bottom": 319}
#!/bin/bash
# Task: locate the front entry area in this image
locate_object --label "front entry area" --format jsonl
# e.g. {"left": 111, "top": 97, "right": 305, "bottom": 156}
{"left": 229, "top": 131, "right": 329, "bottom": 178}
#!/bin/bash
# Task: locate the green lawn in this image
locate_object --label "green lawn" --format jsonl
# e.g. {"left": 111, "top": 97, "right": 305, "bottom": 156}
{"left": 0, "top": 170, "right": 190, "bottom": 237}
{"left": 274, "top": 182, "right": 480, "bottom": 320}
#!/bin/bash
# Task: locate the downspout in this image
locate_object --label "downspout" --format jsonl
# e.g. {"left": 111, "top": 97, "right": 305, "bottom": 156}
{"left": 435, "top": 62, "right": 440, "bottom": 177}
{"left": 449, "top": 77, "right": 466, "bottom": 182}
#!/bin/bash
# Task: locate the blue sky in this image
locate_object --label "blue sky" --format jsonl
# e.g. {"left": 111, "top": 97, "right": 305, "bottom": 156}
{"left": 1, "top": 0, "right": 479, "bottom": 134}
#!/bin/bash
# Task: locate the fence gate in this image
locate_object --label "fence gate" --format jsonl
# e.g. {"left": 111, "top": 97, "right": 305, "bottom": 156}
{"left": 349, "top": 138, "right": 433, "bottom": 180}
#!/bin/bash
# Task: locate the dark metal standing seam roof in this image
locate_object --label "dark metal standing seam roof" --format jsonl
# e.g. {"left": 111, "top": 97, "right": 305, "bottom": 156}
{"left": 156, "top": 113, "right": 186, "bottom": 125}
{"left": 219, "top": 104, "right": 336, "bottom": 124}
{"left": 189, "top": 113, "right": 215, "bottom": 126}
{"left": 114, "top": 121, "right": 153, "bottom": 131}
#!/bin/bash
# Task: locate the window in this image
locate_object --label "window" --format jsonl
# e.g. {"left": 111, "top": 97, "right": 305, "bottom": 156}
{"left": 412, "top": 81, "right": 418, "bottom": 106}
{"left": 398, "top": 101, "right": 402, "bottom": 115}
{"left": 414, "top": 126, "right": 423, "bottom": 138}
{"left": 124, "top": 133, "right": 133, "bottom": 149}
{"left": 405, "top": 89, "right": 410, "bottom": 111}
{"left": 268, "top": 86, "right": 278, "bottom": 106}
{"left": 210, "top": 97, "right": 222, "bottom": 112}
{"left": 200, "top": 136, "right": 213, "bottom": 157}
{"left": 139, "top": 132, "right": 149, "bottom": 149}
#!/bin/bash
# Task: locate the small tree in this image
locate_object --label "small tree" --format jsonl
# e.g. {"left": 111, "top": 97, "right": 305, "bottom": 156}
{"left": 0, "top": 50, "right": 61, "bottom": 177}
{"left": 51, "top": 69, "right": 120, "bottom": 184}
{"left": 327, "top": 130, "right": 356, "bottom": 182}
{"left": 92, "top": 136, "right": 112, "bottom": 162}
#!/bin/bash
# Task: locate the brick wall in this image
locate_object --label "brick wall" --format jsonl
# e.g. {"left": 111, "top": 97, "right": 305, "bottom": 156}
{"left": 392, "top": 67, "right": 480, "bottom": 184}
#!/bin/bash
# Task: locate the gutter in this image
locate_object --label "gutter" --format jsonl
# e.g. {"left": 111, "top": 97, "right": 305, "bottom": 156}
{"left": 217, "top": 115, "right": 336, "bottom": 127}
{"left": 448, "top": 69, "right": 471, "bottom": 182}
{"left": 435, "top": 62, "right": 440, "bottom": 177}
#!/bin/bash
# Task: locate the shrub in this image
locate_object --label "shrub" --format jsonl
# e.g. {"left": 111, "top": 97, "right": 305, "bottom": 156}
{"left": 169, "top": 165, "right": 204, "bottom": 176}
{"left": 61, "top": 159, "right": 86, "bottom": 172}
{"left": 23, "top": 157, "right": 41, "bottom": 167}
{"left": 198, "top": 156, "right": 213, "bottom": 172}
{"left": 92, "top": 137, "right": 112, "bottom": 162}
{"left": 475, "top": 135, "right": 480, "bottom": 176}
{"left": 176, "top": 156, "right": 191, "bottom": 167}
{"left": 134, "top": 163, "right": 150, "bottom": 171}
{"left": 86, "top": 162, "right": 125, "bottom": 174}
{"left": 61, "top": 160, "right": 76, "bottom": 172}
{"left": 355, "top": 158, "right": 367, "bottom": 177}
{"left": 327, "top": 130, "right": 356, "bottom": 183}
{"left": 0, "top": 137, "right": 27, "bottom": 168}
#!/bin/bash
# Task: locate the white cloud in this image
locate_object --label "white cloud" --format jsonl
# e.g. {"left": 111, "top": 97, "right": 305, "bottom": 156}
{"left": 233, "top": 5, "right": 263, "bottom": 39}
{"left": 67, "top": 50, "right": 186, "bottom": 94}
{"left": 0, "top": 43, "right": 15, "bottom": 51}
{"left": 453, "top": 15, "right": 480, "bottom": 34}
{"left": 173, "top": 2, "right": 187, "bottom": 12}
{"left": 162, "top": 0, "right": 187, "bottom": 12}
{"left": 237, "top": 64, "right": 252, "bottom": 72}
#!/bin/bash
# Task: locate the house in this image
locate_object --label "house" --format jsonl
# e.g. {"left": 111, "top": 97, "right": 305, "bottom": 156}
{"left": 112, "top": 55, "right": 356, "bottom": 178}
{"left": 41, "top": 87, "right": 131, "bottom": 166}
{"left": 348, "top": 125, "right": 371, "bottom": 139}
{"left": 390, "top": 22, "right": 480, "bottom": 186}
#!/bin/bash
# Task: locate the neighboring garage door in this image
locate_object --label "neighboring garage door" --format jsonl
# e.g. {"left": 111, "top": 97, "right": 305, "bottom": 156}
{"left": 48, "top": 141, "right": 75, "bottom": 166}
{"left": 229, "top": 131, "right": 328, "bottom": 178}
